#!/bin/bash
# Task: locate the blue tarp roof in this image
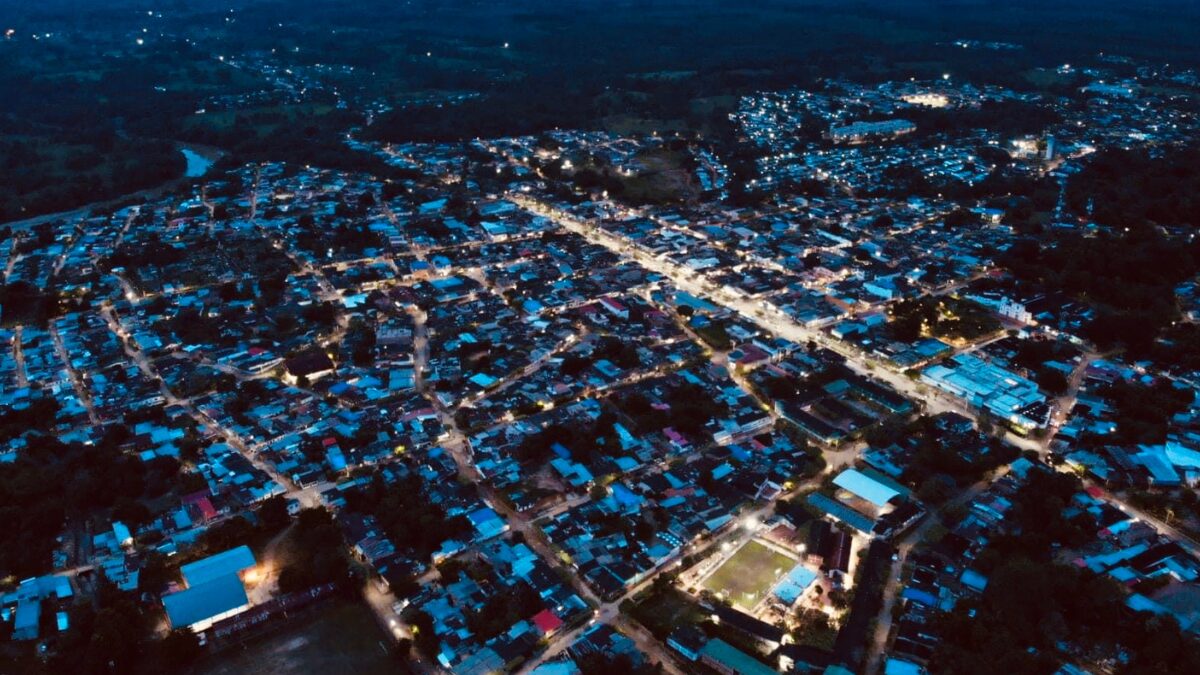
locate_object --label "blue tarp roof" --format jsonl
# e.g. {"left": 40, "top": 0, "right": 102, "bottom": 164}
{"left": 468, "top": 507, "right": 507, "bottom": 539}
{"left": 885, "top": 658, "right": 926, "bottom": 675}
{"left": 611, "top": 483, "right": 644, "bottom": 512}
{"left": 960, "top": 569, "right": 989, "bottom": 592}
{"left": 901, "top": 587, "right": 938, "bottom": 607}
{"left": 469, "top": 373, "right": 498, "bottom": 388}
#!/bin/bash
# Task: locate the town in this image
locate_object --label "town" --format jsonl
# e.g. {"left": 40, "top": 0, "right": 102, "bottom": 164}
{"left": 4, "top": 6, "right": 1200, "bottom": 675}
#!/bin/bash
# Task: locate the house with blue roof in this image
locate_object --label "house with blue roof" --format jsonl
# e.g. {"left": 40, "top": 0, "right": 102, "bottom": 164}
{"left": 468, "top": 507, "right": 509, "bottom": 541}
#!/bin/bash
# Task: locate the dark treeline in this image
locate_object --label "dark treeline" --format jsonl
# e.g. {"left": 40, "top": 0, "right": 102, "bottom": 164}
{"left": 0, "top": 137, "right": 185, "bottom": 224}
{"left": 4, "top": 0, "right": 1198, "bottom": 223}
{"left": 999, "top": 144, "right": 1200, "bottom": 353}
{"left": 0, "top": 420, "right": 191, "bottom": 578}
{"left": 931, "top": 470, "right": 1200, "bottom": 674}
{"left": 1065, "top": 145, "right": 1200, "bottom": 230}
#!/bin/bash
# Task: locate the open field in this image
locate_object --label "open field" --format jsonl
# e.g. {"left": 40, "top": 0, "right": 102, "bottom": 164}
{"left": 627, "top": 586, "right": 707, "bottom": 640}
{"left": 703, "top": 540, "right": 796, "bottom": 611}
{"left": 193, "top": 601, "right": 394, "bottom": 675}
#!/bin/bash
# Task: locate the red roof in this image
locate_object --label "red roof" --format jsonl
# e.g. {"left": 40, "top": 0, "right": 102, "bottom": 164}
{"left": 1086, "top": 486, "right": 1106, "bottom": 499}
{"left": 599, "top": 297, "right": 627, "bottom": 312}
{"left": 664, "top": 428, "right": 689, "bottom": 445}
{"left": 195, "top": 497, "right": 217, "bottom": 522}
{"left": 664, "top": 487, "right": 696, "bottom": 499}
{"left": 322, "top": 437, "right": 338, "bottom": 447}
{"left": 736, "top": 344, "right": 771, "bottom": 365}
{"left": 532, "top": 608, "right": 562, "bottom": 635}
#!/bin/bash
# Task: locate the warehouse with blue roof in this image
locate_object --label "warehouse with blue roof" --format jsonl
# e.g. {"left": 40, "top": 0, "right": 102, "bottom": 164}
{"left": 162, "top": 545, "right": 257, "bottom": 632}
{"left": 833, "top": 468, "right": 901, "bottom": 508}
{"left": 163, "top": 574, "right": 250, "bottom": 632}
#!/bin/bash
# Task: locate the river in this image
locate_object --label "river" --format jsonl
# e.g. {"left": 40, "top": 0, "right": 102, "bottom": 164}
{"left": 181, "top": 147, "right": 216, "bottom": 178}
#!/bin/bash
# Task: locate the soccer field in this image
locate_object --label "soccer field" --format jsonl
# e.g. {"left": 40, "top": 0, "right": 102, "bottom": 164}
{"left": 702, "top": 540, "right": 797, "bottom": 610}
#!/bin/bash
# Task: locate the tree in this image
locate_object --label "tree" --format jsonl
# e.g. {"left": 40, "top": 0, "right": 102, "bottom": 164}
{"left": 258, "top": 495, "right": 291, "bottom": 532}
{"left": 1035, "top": 368, "right": 1069, "bottom": 396}
{"left": 408, "top": 609, "right": 439, "bottom": 659}
{"left": 918, "top": 474, "right": 957, "bottom": 504}
{"left": 277, "top": 508, "right": 348, "bottom": 593}
{"left": 156, "top": 629, "right": 202, "bottom": 670}
{"left": 394, "top": 637, "right": 413, "bottom": 660}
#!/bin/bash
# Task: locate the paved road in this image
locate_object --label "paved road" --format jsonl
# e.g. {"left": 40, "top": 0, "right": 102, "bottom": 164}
{"left": 512, "top": 193, "right": 1045, "bottom": 455}
{"left": 421, "top": 344, "right": 688, "bottom": 674}
{"left": 100, "top": 302, "right": 334, "bottom": 509}
{"left": 49, "top": 321, "right": 101, "bottom": 425}
{"left": 11, "top": 326, "right": 27, "bottom": 387}
{"left": 509, "top": 192, "right": 1076, "bottom": 671}
{"left": 863, "top": 472, "right": 1000, "bottom": 674}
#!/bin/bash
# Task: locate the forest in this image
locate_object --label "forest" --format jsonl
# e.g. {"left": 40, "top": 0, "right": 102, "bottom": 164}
{"left": 6, "top": 0, "right": 1199, "bottom": 223}
{"left": 1000, "top": 146, "right": 1200, "bottom": 352}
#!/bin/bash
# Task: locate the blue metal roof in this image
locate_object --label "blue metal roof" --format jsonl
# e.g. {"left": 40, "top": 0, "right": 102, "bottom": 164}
{"left": 163, "top": 574, "right": 248, "bottom": 628}
{"left": 180, "top": 545, "right": 256, "bottom": 587}
{"left": 833, "top": 468, "right": 900, "bottom": 508}
{"left": 901, "top": 587, "right": 938, "bottom": 607}
{"left": 806, "top": 493, "right": 874, "bottom": 533}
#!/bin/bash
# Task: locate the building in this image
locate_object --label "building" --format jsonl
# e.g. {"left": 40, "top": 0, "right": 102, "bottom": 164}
{"left": 966, "top": 292, "right": 1037, "bottom": 324}
{"left": 699, "top": 638, "right": 778, "bottom": 675}
{"left": 162, "top": 574, "right": 251, "bottom": 633}
{"left": 921, "top": 353, "right": 1048, "bottom": 431}
{"left": 667, "top": 625, "right": 709, "bottom": 661}
{"left": 284, "top": 350, "right": 336, "bottom": 385}
{"left": 161, "top": 545, "right": 257, "bottom": 632}
{"left": 829, "top": 119, "right": 916, "bottom": 143}
{"left": 1, "top": 575, "right": 73, "bottom": 641}
{"left": 833, "top": 468, "right": 902, "bottom": 508}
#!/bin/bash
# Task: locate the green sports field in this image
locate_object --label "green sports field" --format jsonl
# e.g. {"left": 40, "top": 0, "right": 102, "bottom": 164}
{"left": 703, "top": 540, "right": 796, "bottom": 610}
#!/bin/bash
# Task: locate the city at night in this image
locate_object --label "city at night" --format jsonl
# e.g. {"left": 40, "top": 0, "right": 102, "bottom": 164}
{"left": 1, "top": 2, "right": 1200, "bottom": 674}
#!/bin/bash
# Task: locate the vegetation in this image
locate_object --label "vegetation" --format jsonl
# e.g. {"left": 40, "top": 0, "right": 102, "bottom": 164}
{"left": 0, "top": 424, "right": 187, "bottom": 577}
{"left": 887, "top": 297, "right": 1001, "bottom": 343}
{"left": 701, "top": 541, "right": 796, "bottom": 609}
{"left": 0, "top": 136, "right": 184, "bottom": 223}
{"left": 1102, "top": 379, "right": 1193, "bottom": 445}
{"left": 277, "top": 508, "right": 351, "bottom": 593}
{"left": 999, "top": 146, "right": 1200, "bottom": 353}
{"left": 1065, "top": 145, "right": 1200, "bottom": 231}
{"left": 867, "top": 415, "right": 1020, "bottom": 497}
{"left": 344, "top": 473, "right": 472, "bottom": 561}
{"left": 615, "top": 382, "right": 729, "bottom": 439}
{"left": 934, "top": 471, "right": 1200, "bottom": 674}
{"left": 464, "top": 581, "right": 542, "bottom": 642}
{"left": 0, "top": 281, "right": 63, "bottom": 326}
{"left": 627, "top": 584, "right": 705, "bottom": 640}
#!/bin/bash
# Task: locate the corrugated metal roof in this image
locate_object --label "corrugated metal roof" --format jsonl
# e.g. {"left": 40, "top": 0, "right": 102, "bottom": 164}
{"left": 180, "top": 545, "right": 256, "bottom": 587}
{"left": 833, "top": 468, "right": 900, "bottom": 507}
{"left": 163, "top": 574, "right": 248, "bottom": 628}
